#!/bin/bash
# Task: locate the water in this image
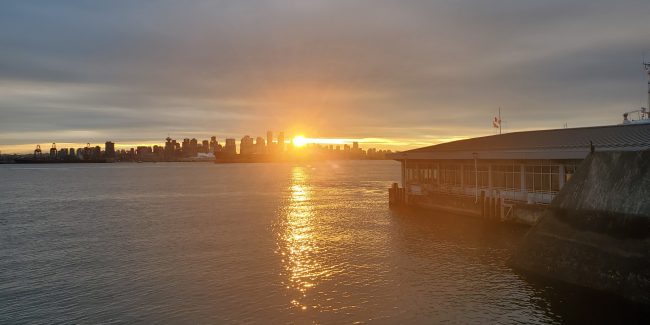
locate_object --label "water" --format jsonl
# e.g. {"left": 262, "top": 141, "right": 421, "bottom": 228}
{"left": 0, "top": 161, "right": 646, "bottom": 324}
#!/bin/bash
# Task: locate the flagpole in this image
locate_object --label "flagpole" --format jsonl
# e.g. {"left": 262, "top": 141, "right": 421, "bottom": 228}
{"left": 499, "top": 107, "right": 502, "bottom": 135}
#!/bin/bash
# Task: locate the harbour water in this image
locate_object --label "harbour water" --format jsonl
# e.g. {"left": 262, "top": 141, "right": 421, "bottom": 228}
{"left": 0, "top": 161, "right": 646, "bottom": 323}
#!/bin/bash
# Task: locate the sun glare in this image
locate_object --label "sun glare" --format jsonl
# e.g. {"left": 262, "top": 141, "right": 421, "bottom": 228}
{"left": 293, "top": 135, "right": 308, "bottom": 147}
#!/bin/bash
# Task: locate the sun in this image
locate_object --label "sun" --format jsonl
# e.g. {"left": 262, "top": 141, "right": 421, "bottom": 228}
{"left": 293, "top": 135, "right": 308, "bottom": 147}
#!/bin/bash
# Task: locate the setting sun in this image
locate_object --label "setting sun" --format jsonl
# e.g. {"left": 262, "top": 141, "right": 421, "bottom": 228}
{"left": 293, "top": 135, "right": 308, "bottom": 147}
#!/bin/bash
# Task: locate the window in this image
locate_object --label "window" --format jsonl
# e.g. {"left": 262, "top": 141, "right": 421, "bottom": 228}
{"left": 525, "top": 163, "right": 560, "bottom": 193}
{"left": 463, "top": 165, "right": 489, "bottom": 188}
{"left": 440, "top": 164, "right": 461, "bottom": 186}
{"left": 492, "top": 165, "right": 521, "bottom": 190}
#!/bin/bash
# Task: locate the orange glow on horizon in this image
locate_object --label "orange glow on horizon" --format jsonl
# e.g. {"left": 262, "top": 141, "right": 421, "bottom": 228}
{"left": 0, "top": 135, "right": 475, "bottom": 154}
{"left": 293, "top": 135, "right": 308, "bottom": 147}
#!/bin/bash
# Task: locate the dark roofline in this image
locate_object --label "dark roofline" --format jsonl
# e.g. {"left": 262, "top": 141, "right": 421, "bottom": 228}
{"left": 389, "top": 123, "right": 650, "bottom": 161}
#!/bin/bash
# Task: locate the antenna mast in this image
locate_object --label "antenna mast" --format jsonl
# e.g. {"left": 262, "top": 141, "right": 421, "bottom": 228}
{"left": 643, "top": 58, "right": 650, "bottom": 118}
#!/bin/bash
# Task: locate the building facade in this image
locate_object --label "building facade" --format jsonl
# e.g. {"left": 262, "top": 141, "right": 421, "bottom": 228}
{"left": 389, "top": 124, "right": 650, "bottom": 224}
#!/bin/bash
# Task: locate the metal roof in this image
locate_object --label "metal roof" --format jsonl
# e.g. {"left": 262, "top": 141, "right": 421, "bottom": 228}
{"left": 389, "top": 124, "right": 650, "bottom": 161}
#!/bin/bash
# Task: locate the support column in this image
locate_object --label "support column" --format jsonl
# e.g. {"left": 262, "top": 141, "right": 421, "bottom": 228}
{"left": 559, "top": 164, "right": 565, "bottom": 189}
{"left": 460, "top": 164, "right": 465, "bottom": 193}
{"left": 488, "top": 164, "right": 493, "bottom": 196}
{"left": 520, "top": 164, "right": 526, "bottom": 201}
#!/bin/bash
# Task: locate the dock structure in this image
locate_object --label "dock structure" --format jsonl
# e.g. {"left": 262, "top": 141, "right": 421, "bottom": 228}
{"left": 388, "top": 123, "right": 650, "bottom": 225}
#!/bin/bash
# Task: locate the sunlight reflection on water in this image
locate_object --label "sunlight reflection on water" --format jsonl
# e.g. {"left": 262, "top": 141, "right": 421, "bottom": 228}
{"left": 279, "top": 167, "right": 321, "bottom": 311}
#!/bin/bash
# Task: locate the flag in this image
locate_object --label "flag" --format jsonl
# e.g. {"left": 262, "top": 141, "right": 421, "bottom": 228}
{"left": 493, "top": 116, "right": 501, "bottom": 128}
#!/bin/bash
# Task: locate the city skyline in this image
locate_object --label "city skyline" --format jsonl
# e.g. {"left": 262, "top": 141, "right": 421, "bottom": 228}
{"left": 0, "top": 131, "right": 405, "bottom": 155}
{"left": 1, "top": 130, "right": 393, "bottom": 162}
{"left": 1, "top": 1, "right": 649, "bottom": 154}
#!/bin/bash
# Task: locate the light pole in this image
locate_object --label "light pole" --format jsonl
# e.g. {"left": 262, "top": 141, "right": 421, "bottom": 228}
{"left": 473, "top": 152, "right": 478, "bottom": 203}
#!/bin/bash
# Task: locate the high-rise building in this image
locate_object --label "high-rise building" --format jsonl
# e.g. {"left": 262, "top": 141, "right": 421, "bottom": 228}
{"left": 210, "top": 136, "right": 218, "bottom": 153}
{"left": 182, "top": 138, "right": 190, "bottom": 157}
{"left": 240, "top": 135, "right": 255, "bottom": 155}
{"left": 202, "top": 140, "right": 209, "bottom": 153}
{"left": 277, "top": 132, "right": 285, "bottom": 153}
{"left": 105, "top": 141, "right": 115, "bottom": 158}
{"left": 164, "top": 137, "right": 174, "bottom": 159}
{"left": 266, "top": 131, "right": 273, "bottom": 145}
{"left": 255, "top": 137, "right": 266, "bottom": 154}
{"left": 190, "top": 138, "right": 198, "bottom": 156}
{"left": 224, "top": 138, "right": 237, "bottom": 155}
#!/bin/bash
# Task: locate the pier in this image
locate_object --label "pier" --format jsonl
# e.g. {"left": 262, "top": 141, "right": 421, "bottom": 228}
{"left": 388, "top": 123, "right": 650, "bottom": 225}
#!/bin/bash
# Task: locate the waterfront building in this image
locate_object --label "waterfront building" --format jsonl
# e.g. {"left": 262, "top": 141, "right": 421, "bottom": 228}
{"left": 389, "top": 124, "right": 650, "bottom": 223}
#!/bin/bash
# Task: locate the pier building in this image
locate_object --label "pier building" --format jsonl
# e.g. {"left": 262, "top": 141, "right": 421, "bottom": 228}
{"left": 389, "top": 123, "right": 650, "bottom": 224}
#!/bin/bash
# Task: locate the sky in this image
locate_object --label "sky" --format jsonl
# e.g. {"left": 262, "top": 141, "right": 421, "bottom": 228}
{"left": 1, "top": 0, "right": 649, "bottom": 153}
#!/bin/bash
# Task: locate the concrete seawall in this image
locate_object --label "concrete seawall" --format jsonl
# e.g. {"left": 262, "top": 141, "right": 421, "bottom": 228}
{"left": 510, "top": 151, "right": 650, "bottom": 304}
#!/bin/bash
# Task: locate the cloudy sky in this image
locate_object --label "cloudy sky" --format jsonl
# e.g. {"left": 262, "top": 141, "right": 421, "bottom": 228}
{"left": 1, "top": 0, "right": 649, "bottom": 152}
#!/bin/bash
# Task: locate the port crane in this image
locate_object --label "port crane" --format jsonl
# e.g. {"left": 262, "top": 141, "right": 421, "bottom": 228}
{"left": 33, "top": 144, "right": 42, "bottom": 158}
{"left": 50, "top": 143, "right": 57, "bottom": 158}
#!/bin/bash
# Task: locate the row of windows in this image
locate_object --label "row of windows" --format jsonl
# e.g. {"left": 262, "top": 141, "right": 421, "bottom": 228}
{"left": 406, "top": 162, "right": 575, "bottom": 193}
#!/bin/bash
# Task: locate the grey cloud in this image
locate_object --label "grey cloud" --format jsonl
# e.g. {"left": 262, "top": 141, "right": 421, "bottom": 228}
{"left": 0, "top": 0, "right": 649, "bottom": 150}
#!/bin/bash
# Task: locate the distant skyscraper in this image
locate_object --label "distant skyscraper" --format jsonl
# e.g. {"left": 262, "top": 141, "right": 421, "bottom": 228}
{"left": 210, "top": 136, "right": 218, "bottom": 153}
{"left": 277, "top": 132, "right": 285, "bottom": 153}
{"left": 202, "top": 140, "right": 209, "bottom": 153}
{"left": 182, "top": 138, "right": 190, "bottom": 157}
{"left": 105, "top": 141, "right": 115, "bottom": 158}
{"left": 190, "top": 138, "right": 198, "bottom": 156}
{"left": 266, "top": 130, "right": 274, "bottom": 153}
{"left": 255, "top": 137, "right": 266, "bottom": 154}
{"left": 240, "top": 135, "right": 255, "bottom": 155}
{"left": 164, "top": 137, "right": 174, "bottom": 159}
{"left": 224, "top": 138, "right": 237, "bottom": 155}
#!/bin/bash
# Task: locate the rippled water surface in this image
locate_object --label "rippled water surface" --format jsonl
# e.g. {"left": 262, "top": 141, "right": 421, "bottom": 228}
{"left": 0, "top": 161, "right": 646, "bottom": 323}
